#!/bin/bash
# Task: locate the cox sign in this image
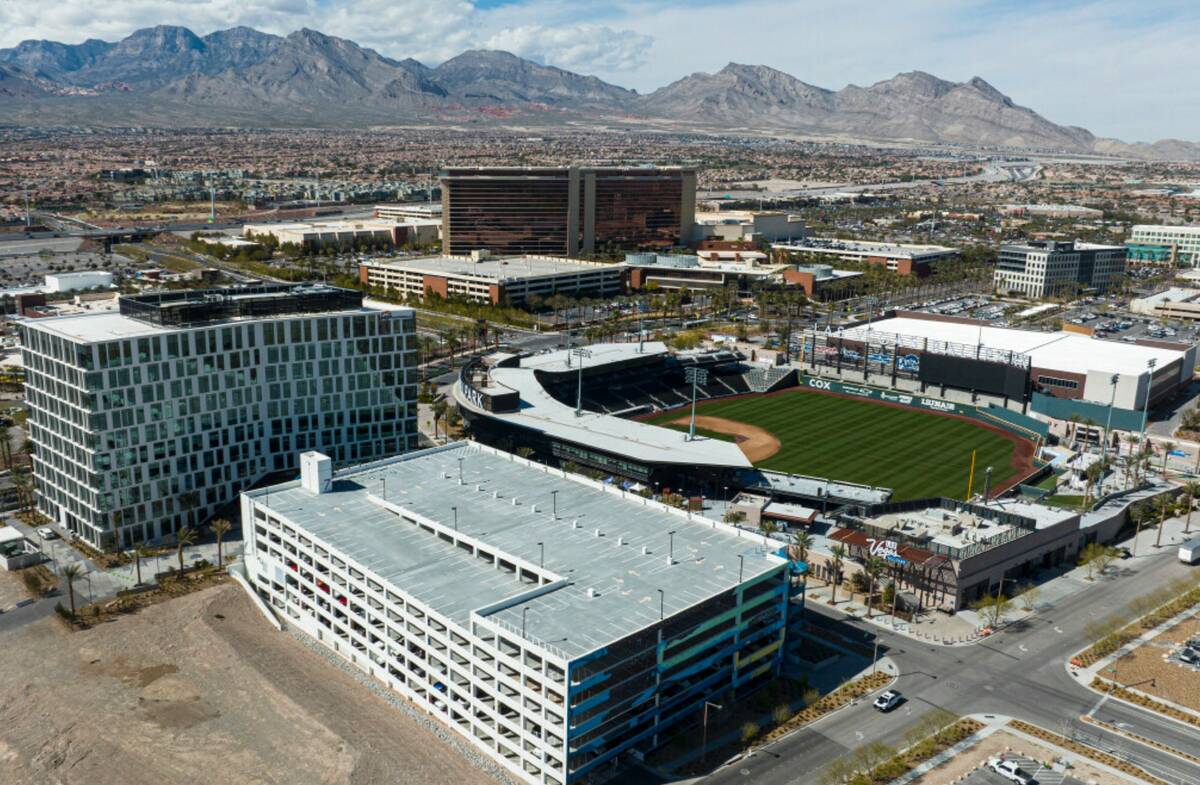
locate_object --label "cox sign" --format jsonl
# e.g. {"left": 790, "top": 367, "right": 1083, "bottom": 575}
{"left": 808, "top": 378, "right": 832, "bottom": 391}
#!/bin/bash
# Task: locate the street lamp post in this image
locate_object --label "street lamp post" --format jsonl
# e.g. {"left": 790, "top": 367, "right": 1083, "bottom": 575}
{"left": 551, "top": 490, "right": 558, "bottom": 520}
{"left": 685, "top": 367, "right": 709, "bottom": 441}
{"left": 667, "top": 530, "right": 676, "bottom": 564}
{"left": 521, "top": 606, "right": 529, "bottom": 639}
{"left": 451, "top": 506, "right": 457, "bottom": 531}
{"left": 657, "top": 588, "right": 665, "bottom": 621}
{"left": 537, "top": 541, "right": 544, "bottom": 568}
{"left": 702, "top": 701, "right": 724, "bottom": 762}
{"left": 572, "top": 348, "right": 593, "bottom": 416}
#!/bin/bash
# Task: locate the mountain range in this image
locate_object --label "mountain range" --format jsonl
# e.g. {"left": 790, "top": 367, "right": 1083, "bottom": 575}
{"left": 1, "top": 24, "right": 1195, "bottom": 160}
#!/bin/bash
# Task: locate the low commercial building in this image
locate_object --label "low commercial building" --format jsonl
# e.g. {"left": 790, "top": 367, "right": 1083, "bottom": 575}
{"left": 240, "top": 443, "right": 797, "bottom": 785}
{"left": 692, "top": 211, "right": 806, "bottom": 243}
{"left": 993, "top": 240, "right": 1126, "bottom": 298}
{"left": 1126, "top": 224, "right": 1200, "bottom": 267}
{"left": 772, "top": 239, "right": 958, "bottom": 276}
{"left": 1000, "top": 204, "right": 1103, "bottom": 219}
{"left": 827, "top": 498, "right": 1080, "bottom": 611}
{"left": 17, "top": 284, "right": 418, "bottom": 549}
{"left": 359, "top": 253, "right": 624, "bottom": 306}
{"left": 243, "top": 218, "right": 438, "bottom": 250}
{"left": 44, "top": 271, "right": 114, "bottom": 293}
{"left": 623, "top": 253, "right": 788, "bottom": 294}
{"left": 374, "top": 202, "right": 442, "bottom": 222}
{"left": 781, "top": 264, "right": 864, "bottom": 298}
{"left": 1130, "top": 288, "right": 1200, "bottom": 320}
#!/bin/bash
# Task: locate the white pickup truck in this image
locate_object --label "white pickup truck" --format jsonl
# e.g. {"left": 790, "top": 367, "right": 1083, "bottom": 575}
{"left": 1180, "top": 537, "right": 1200, "bottom": 565}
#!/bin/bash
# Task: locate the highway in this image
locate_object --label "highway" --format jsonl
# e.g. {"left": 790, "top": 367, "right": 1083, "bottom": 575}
{"left": 702, "top": 550, "right": 1200, "bottom": 785}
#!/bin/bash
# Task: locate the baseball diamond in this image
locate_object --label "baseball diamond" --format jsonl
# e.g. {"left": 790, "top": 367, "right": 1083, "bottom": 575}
{"left": 645, "top": 386, "right": 1035, "bottom": 500}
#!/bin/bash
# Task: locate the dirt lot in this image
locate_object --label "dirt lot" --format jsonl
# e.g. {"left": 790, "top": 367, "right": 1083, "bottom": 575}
{"left": 665, "top": 415, "right": 782, "bottom": 461}
{"left": 0, "top": 583, "right": 499, "bottom": 785}
{"left": 1111, "top": 615, "right": 1200, "bottom": 711}
{"left": 0, "top": 569, "right": 29, "bottom": 609}
{"left": 911, "top": 728, "right": 1124, "bottom": 785}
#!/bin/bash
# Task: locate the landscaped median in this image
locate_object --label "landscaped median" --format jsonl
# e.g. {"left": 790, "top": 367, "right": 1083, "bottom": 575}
{"left": 1070, "top": 576, "right": 1200, "bottom": 669}
{"left": 1008, "top": 719, "right": 1171, "bottom": 785}
{"left": 817, "top": 714, "right": 983, "bottom": 785}
{"left": 1081, "top": 713, "right": 1200, "bottom": 765}
{"left": 1089, "top": 678, "right": 1200, "bottom": 731}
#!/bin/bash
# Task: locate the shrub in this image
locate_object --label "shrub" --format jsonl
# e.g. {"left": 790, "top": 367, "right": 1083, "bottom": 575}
{"left": 741, "top": 722, "right": 760, "bottom": 744}
{"left": 773, "top": 704, "right": 792, "bottom": 724}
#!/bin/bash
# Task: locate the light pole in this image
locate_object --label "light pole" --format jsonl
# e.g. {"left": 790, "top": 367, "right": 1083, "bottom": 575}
{"left": 521, "top": 606, "right": 529, "bottom": 639}
{"left": 685, "top": 367, "right": 709, "bottom": 441}
{"left": 667, "top": 530, "right": 676, "bottom": 564}
{"left": 738, "top": 554, "right": 744, "bottom": 583}
{"left": 657, "top": 588, "right": 665, "bottom": 621}
{"left": 537, "top": 541, "right": 544, "bottom": 568}
{"left": 551, "top": 490, "right": 558, "bottom": 520}
{"left": 457, "top": 457, "right": 464, "bottom": 484}
{"left": 702, "top": 701, "right": 723, "bottom": 762}
{"left": 451, "top": 506, "right": 457, "bottom": 531}
{"left": 1139, "top": 359, "right": 1156, "bottom": 458}
{"left": 572, "top": 348, "right": 592, "bottom": 416}
{"left": 1104, "top": 373, "right": 1119, "bottom": 464}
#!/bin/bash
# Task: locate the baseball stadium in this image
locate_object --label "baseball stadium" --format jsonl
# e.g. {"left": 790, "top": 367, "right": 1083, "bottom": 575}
{"left": 454, "top": 338, "right": 1045, "bottom": 505}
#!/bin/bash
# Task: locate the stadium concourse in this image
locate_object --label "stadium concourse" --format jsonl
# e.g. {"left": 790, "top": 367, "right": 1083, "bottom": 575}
{"left": 454, "top": 340, "right": 1040, "bottom": 507}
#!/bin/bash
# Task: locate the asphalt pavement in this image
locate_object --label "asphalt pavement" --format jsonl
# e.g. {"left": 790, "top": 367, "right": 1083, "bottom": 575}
{"left": 700, "top": 549, "right": 1200, "bottom": 785}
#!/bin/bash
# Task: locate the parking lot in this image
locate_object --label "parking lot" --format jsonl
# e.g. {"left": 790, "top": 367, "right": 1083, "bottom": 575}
{"left": 960, "top": 753, "right": 1082, "bottom": 785}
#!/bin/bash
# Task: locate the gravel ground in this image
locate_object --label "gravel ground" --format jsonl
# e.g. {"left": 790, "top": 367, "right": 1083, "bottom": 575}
{"left": 0, "top": 569, "right": 30, "bottom": 610}
{"left": 1113, "top": 616, "right": 1200, "bottom": 711}
{"left": 0, "top": 582, "right": 501, "bottom": 785}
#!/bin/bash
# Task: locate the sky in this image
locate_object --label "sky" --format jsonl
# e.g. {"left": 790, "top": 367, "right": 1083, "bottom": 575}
{"left": 1, "top": 0, "right": 1197, "bottom": 142}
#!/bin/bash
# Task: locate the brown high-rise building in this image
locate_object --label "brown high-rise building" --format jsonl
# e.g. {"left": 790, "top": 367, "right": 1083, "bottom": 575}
{"left": 441, "top": 166, "right": 696, "bottom": 257}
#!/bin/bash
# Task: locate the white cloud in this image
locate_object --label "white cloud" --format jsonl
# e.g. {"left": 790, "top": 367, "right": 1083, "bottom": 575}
{"left": 484, "top": 24, "right": 653, "bottom": 74}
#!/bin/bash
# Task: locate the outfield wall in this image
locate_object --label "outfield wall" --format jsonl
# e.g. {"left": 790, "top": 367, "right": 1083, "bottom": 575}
{"left": 797, "top": 375, "right": 1049, "bottom": 443}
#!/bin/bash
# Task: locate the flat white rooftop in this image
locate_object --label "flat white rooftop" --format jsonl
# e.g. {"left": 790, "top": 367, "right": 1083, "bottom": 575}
{"left": 250, "top": 442, "right": 782, "bottom": 660}
{"left": 457, "top": 343, "right": 752, "bottom": 469}
{"left": 368, "top": 255, "right": 616, "bottom": 282}
{"left": 863, "top": 316, "right": 1187, "bottom": 377}
{"left": 774, "top": 238, "right": 957, "bottom": 259}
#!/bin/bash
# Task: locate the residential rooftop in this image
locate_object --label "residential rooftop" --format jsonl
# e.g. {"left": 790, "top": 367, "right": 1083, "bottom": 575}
{"left": 247, "top": 442, "right": 783, "bottom": 661}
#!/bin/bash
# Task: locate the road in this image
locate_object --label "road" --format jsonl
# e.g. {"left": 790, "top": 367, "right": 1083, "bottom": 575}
{"left": 703, "top": 550, "right": 1200, "bottom": 785}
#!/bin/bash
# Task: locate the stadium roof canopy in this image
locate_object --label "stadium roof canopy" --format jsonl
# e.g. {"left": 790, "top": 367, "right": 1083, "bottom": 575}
{"left": 462, "top": 342, "right": 753, "bottom": 469}
{"left": 864, "top": 316, "right": 1188, "bottom": 377}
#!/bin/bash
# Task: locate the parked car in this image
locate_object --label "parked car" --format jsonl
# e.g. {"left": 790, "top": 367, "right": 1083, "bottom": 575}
{"left": 873, "top": 690, "right": 902, "bottom": 712}
{"left": 988, "top": 758, "right": 1032, "bottom": 785}
{"left": 36, "top": 526, "right": 58, "bottom": 541}
{"left": 1179, "top": 648, "right": 1200, "bottom": 665}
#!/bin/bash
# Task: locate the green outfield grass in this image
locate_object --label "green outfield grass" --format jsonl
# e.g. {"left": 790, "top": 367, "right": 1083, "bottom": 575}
{"left": 646, "top": 390, "right": 1025, "bottom": 500}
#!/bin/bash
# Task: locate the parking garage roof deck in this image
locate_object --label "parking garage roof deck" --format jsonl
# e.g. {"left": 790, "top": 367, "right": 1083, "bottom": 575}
{"left": 248, "top": 442, "right": 784, "bottom": 662}
{"left": 369, "top": 254, "right": 618, "bottom": 282}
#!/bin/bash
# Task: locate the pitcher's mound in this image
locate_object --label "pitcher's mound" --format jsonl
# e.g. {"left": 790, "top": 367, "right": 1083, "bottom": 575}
{"left": 667, "top": 415, "right": 781, "bottom": 462}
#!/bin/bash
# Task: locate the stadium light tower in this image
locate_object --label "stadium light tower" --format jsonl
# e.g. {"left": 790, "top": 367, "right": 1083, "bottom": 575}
{"left": 1139, "top": 359, "right": 1156, "bottom": 457}
{"left": 685, "top": 367, "right": 709, "bottom": 441}
{"left": 572, "top": 347, "right": 592, "bottom": 416}
{"left": 1104, "top": 373, "right": 1119, "bottom": 463}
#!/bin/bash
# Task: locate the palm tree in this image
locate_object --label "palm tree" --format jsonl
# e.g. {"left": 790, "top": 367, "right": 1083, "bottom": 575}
{"left": 864, "top": 556, "right": 885, "bottom": 618}
{"left": 828, "top": 545, "right": 846, "bottom": 605}
{"left": 1124, "top": 435, "right": 1141, "bottom": 485}
{"left": 176, "top": 526, "right": 197, "bottom": 572}
{"left": 211, "top": 518, "right": 232, "bottom": 569}
{"left": 61, "top": 564, "right": 82, "bottom": 615}
{"left": 1067, "top": 414, "right": 1081, "bottom": 448}
{"left": 1160, "top": 441, "right": 1176, "bottom": 478}
{"left": 133, "top": 541, "right": 152, "bottom": 585}
{"left": 758, "top": 519, "right": 778, "bottom": 540}
{"left": 1184, "top": 481, "right": 1200, "bottom": 535}
{"left": 791, "top": 529, "right": 813, "bottom": 565}
{"left": 1154, "top": 494, "right": 1173, "bottom": 549}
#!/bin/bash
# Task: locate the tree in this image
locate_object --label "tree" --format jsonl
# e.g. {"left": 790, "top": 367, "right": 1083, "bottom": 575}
{"left": 863, "top": 556, "right": 885, "bottom": 618}
{"left": 758, "top": 519, "right": 778, "bottom": 540}
{"left": 176, "top": 526, "right": 197, "bottom": 572}
{"left": 972, "top": 591, "right": 1011, "bottom": 628}
{"left": 1018, "top": 583, "right": 1041, "bottom": 612}
{"left": 515, "top": 446, "right": 535, "bottom": 459}
{"left": 1154, "top": 494, "right": 1173, "bottom": 549}
{"left": 791, "top": 529, "right": 813, "bottom": 565}
{"left": 1084, "top": 461, "right": 1104, "bottom": 509}
{"left": 1184, "top": 481, "right": 1200, "bottom": 535}
{"left": 61, "top": 563, "right": 82, "bottom": 616}
{"left": 133, "top": 541, "right": 152, "bottom": 585}
{"left": 431, "top": 399, "right": 448, "bottom": 441}
{"left": 740, "top": 722, "right": 760, "bottom": 745}
{"left": 1161, "top": 440, "right": 1176, "bottom": 478}
{"left": 211, "top": 518, "right": 232, "bottom": 568}
{"left": 828, "top": 545, "right": 846, "bottom": 605}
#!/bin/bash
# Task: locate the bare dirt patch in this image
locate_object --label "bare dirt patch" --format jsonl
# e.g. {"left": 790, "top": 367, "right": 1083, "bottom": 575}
{"left": 911, "top": 728, "right": 1124, "bottom": 785}
{"left": 1111, "top": 615, "right": 1200, "bottom": 712}
{"left": 665, "top": 415, "right": 782, "bottom": 461}
{"left": 0, "top": 583, "right": 499, "bottom": 785}
{"left": 0, "top": 569, "right": 30, "bottom": 609}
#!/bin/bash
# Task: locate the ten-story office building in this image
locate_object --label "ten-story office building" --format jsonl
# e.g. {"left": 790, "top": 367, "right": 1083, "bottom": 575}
{"left": 17, "top": 284, "right": 418, "bottom": 549}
